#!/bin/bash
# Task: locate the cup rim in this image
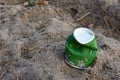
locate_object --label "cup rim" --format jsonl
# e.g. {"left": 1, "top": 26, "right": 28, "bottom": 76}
{"left": 73, "top": 27, "right": 95, "bottom": 44}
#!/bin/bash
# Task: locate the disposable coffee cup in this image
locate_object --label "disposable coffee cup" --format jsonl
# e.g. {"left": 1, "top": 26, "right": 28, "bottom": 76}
{"left": 65, "top": 27, "right": 98, "bottom": 69}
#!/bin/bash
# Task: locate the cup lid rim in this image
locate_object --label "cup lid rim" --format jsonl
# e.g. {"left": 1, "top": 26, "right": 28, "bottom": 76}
{"left": 73, "top": 27, "right": 95, "bottom": 44}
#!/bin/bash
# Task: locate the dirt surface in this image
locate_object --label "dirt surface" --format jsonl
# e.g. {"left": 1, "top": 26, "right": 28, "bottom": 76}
{"left": 0, "top": 0, "right": 120, "bottom": 80}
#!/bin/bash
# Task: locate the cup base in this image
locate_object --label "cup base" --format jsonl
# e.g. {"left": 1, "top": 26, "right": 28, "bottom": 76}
{"left": 64, "top": 53, "right": 86, "bottom": 70}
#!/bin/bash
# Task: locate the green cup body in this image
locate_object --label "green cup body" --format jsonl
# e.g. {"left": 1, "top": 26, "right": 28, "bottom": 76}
{"left": 65, "top": 28, "right": 98, "bottom": 69}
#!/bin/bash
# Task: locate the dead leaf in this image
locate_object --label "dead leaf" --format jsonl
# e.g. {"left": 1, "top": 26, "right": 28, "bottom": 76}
{"left": 37, "top": 0, "right": 48, "bottom": 5}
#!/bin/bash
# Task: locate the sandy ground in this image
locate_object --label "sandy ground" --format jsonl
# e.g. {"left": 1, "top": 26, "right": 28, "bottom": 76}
{"left": 0, "top": 0, "right": 120, "bottom": 80}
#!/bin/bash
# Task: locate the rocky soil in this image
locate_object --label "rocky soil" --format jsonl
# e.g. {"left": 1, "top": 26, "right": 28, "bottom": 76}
{"left": 0, "top": 0, "right": 120, "bottom": 80}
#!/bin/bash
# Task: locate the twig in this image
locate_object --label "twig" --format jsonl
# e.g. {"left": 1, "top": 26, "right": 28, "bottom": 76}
{"left": 31, "top": 54, "right": 37, "bottom": 60}
{"left": 76, "top": 12, "right": 91, "bottom": 21}
{"left": 16, "top": 73, "right": 19, "bottom": 80}
{"left": 0, "top": 71, "right": 6, "bottom": 79}
{"left": 96, "top": 37, "right": 101, "bottom": 41}
{"left": 3, "top": 62, "right": 10, "bottom": 68}
{"left": 103, "top": 17, "right": 112, "bottom": 36}
{"left": 28, "top": 45, "right": 38, "bottom": 51}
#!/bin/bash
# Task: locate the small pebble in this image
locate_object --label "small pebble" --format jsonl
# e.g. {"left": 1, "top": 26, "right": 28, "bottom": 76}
{"left": 88, "top": 24, "right": 94, "bottom": 28}
{"left": 23, "top": 2, "right": 29, "bottom": 6}
{"left": 42, "top": 1, "right": 48, "bottom": 5}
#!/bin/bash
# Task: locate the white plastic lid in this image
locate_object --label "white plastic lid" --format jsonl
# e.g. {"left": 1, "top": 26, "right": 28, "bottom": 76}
{"left": 73, "top": 28, "right": 94, "bottom": 44}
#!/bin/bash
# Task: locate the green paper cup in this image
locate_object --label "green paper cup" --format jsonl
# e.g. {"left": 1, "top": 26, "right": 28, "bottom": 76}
{"left": 65, "top": 28, "right": 98, "bottom": 69}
